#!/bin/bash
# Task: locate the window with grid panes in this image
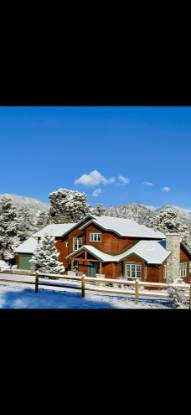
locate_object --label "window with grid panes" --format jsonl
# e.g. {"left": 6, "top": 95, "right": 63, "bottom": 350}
{"left": 180, "top": 262, "right": 187, "bottom": 278}
{"left": 89, "top": 233, "right": 101, "bottom": 242}
{"left": 125, "top": 263, "right": 142, "bottom": 279}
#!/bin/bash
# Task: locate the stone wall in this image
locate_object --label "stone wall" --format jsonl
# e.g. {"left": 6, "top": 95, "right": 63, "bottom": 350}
{"left": 166, "top": 233, "right": 180, "bottom": 282}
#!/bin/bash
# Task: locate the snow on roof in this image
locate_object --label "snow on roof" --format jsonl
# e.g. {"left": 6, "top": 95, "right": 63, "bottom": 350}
{"left": 32, "top": 223, "right": 77, "bottom": 238}
{"left": 79, "top": 215, "right": 165, "bottom": 239}
{"left": 66, "top": 240, "right": 171, "bottom": 264}
{"left": 14, "top": 237, "right": 38, "bottom": 253}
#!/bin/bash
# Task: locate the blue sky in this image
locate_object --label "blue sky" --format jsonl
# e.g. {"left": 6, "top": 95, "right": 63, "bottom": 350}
{"left": 0, "top": 106, "right": 191, "bottom": 210}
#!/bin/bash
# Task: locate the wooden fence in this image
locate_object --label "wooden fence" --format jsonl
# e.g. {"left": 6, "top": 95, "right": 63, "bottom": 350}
{"left": 0, "top": 271, "right": 191, "bottom": 307}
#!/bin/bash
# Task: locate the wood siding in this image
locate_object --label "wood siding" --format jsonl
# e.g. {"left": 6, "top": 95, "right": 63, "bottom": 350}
{"left": 180, "top": 244, "right": 189, "bottom": 284}
{"left": 147, "top": 264, "right": 160, "bottom": 283}
{"left": 85, "top": 223, "right": 144, "bottom": 254}
{"left": 54, "top": 237, "right": 69, "bottom": 272}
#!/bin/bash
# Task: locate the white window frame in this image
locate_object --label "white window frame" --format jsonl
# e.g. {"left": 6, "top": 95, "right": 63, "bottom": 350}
{"left": 125, "top": 263, "right": 142, "bottom": 279}
{"left": 180, "top": 262, "right": 187, "bottom": 278}
{"left": 89, "top": 232, "right": 102, "bottom": 242}
{"left": 164, "top": 264, "right": 166, "bottom": 279}
{"left": 73, "top": 237, "right": 82, "bottom": 251}
{"left": 65, "top": 241, "right": 69, "bottom": 248}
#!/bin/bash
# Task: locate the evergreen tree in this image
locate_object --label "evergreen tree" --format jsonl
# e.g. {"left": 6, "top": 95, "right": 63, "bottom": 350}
{"left": 16, "top": 206, "right": 38, "bottom": 242}
{"left": 91, "top": 204, "right": 106, "bottom": 216}
{"left": 29, "top": 230, "right": 65, "bottom": 274}
{"left": 0, "top": 196, "right": 20, "bottom": 261}
{"left": 36, "top": 210, "right": 51, "bottom": 229}
{"left": 147, "top": 208, "right": 191, "bottom": 248}
{"left": 49, "top": 188, "right": 91, "bottom": 223}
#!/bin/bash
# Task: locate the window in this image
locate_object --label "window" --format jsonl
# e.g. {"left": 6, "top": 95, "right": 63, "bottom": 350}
{"left": 89, "top": 232, "right": 101, "bottom": 242}
{"left": 73, "top": 237, "right": 82, "bottom": 251}
{"left": 164, "top": 264, "right": 166, "bottom": 279}
{"left": 180, "top": 262, "right": 187, "bottom": 278}
{"left": 65, "top": 241, "right": 69, "bottom": 248}
{"left": 125, "top": 263, "right": 142, "bottom": 279}
{"left": 73, "top": 261, "right": 79, "bottom": 271}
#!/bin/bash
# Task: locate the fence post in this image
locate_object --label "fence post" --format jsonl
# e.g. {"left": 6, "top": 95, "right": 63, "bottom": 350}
{"left": 81, "top": 274, "right": 85, "bottom": 298}
{"left": 35, "top": 271, "right": 38, "bottom": 293}
{"left": 135, "top": 280, "right": 139, "bottom": 304}
{"left": 190, "top": 285, "right": 191, "bottom": 309}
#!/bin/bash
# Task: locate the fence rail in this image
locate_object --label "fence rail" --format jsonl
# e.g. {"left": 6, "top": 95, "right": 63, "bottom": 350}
{"left": 0, "top": 271, "right": 190, "bottom": 307}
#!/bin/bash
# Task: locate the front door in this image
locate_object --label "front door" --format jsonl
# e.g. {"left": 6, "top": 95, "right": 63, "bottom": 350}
{"left": 88, "top": 261, "right": 100, "bottom": 277}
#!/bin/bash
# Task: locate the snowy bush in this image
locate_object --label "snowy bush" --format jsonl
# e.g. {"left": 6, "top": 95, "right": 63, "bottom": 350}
{"left": 29, "top": 230, "right": 65, "bottom": 274}
{"left": 167, "top": 285, "right": 188, "bottom": 309}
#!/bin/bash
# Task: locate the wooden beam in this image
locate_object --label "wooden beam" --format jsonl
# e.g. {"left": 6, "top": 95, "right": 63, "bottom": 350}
{"left": 100, "top": 262, "right": 102, "bottom": 274}
{"left": 72, "top": 256, "right": 84, "bottom": 261}
{"left": 71, "top": 260, "right": 73, "bottom": 271}
{"left": 71, "top": 258, "right": 100, "bottom": 262}
{"left": 85, "top": 251, "right": 87, "bottom": 260}
{"left": 135, "top": 280, "right": 139, "bottom": 304}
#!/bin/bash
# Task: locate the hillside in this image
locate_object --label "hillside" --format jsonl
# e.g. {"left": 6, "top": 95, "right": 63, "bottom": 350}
{"left": 0, "top": 194, "right": 50, "bottom": 215}
{"left": 105, "top": 203, "right": 155, "bottom": 225}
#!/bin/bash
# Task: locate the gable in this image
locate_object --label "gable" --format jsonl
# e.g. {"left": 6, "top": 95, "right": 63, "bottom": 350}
{"left": 61, "top": 214, "right": 96, "bottom": 237}
{"left": 180, "top": 242, "right": 191, "bottom": 261}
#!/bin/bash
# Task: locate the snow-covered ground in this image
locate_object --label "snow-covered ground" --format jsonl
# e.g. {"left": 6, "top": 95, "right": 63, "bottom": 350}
{"left": 0, "top": 273, "right": 189, "bottom": 309}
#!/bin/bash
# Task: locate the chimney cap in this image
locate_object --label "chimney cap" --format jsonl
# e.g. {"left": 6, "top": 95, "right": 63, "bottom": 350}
{"left": 166, "top": 233, "right": 180, "bottom": 236}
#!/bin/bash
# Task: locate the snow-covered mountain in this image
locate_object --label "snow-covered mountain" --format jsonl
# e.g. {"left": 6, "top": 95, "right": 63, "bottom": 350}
{"left": 105, "top": 203, "right": 155, "bottom": 224}
{"left": 0, "top": 194, "right": 50, "bottom": 215}
{"left": 105, "top": 203, "right": 191, "bottom": 226}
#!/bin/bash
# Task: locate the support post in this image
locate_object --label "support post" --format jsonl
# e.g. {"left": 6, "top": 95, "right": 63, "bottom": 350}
{"left": 100, "top": 262, "right": 102, "bottom": 274}
{"left": 35, "top": 271, "right": 38, "bottom": 293}
{"left": 135, "top": 280, "right": 139, "bottom": 304}
{"left": 190, "top": 284, "right": 191, "bottom": 309}
{"left": 81, "top": 274, "right": 85, "bottom": 298}
{"left": 71, "top": 260, "right": 73, "bottom": 271}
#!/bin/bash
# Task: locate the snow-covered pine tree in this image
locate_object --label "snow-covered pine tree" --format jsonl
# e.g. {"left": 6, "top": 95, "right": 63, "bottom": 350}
{"left": 147, "top": 208, "right": 191, "bottom": 249}
{"left": 16, "top": 206, "right": 39, "bottom": 242}
{"left": 0, "top": 196, "right": 20, "bottom": 261}
{"left": 29, "top": 230, "right": 65, "bottom": 274}
{"left": 91, "top": 204, "right": 106, "bottom": 216}
{"left": 36, "top": 210, "right": 51, "bottom": 229}
{"left": 49, "top": 188, "right": 91, "bottom": 223}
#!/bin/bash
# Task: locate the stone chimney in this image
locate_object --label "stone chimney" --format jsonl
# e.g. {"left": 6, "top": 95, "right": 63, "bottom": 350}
{"left": 166, "top": 233, "right": 180, "bottom": 282}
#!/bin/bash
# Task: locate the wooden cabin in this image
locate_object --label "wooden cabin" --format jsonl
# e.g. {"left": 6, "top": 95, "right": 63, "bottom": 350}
{"left": 15, "top": 214, "right": 191, "bottom": 284}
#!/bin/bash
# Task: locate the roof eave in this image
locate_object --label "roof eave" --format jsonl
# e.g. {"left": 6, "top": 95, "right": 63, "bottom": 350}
{"left": 79, "top": 220, "right": 165, "bottom": 238}
{"left": 65, "top": 246, "right": 104, "bottom": 262}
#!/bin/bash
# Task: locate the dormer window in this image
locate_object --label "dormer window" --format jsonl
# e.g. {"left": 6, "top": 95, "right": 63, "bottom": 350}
{"left": 89, "top": 232, "right": 101, "bottom": 242}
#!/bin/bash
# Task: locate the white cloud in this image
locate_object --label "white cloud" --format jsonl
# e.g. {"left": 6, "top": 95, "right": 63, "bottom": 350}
{"left": 143, "top": 182, "right": 153, "bottom": 186}
{"left": 92, "top": 188, "right": 102, "bottom": 197}
{"left": 108, "top": 177, "right": 116, "bottom": 183}
{"left": 161, "top": 187, "right": 171, "bottom": 191}
{"left": 74, "top": 170, "right": 115, "bottom": 188}
{"left": 118, "top": 175, "right": 129, "bottom": 184}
